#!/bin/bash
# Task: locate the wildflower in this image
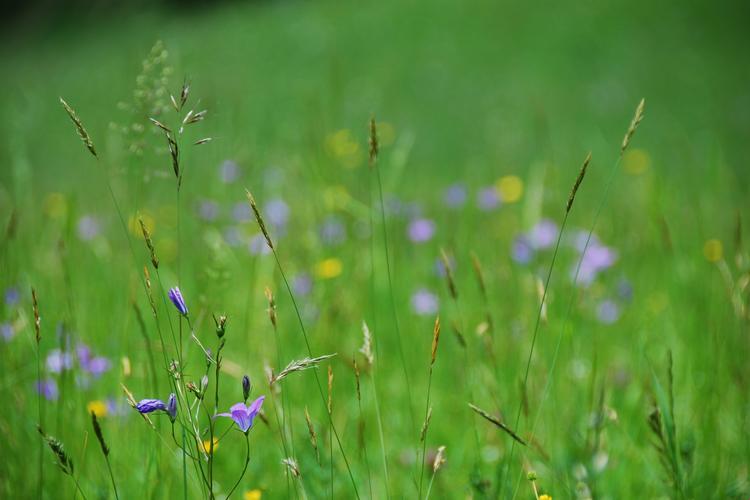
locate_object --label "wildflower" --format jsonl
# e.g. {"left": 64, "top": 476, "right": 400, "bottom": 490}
{"left": 244, "top": 490, "right": 263, "bottom": 500}
{"left": 216, "top": 396, "right": 265, "bottom": 434}
{"left": 511, "top": 235, "right": 534, "bottom": 264}
{"left": 574, "top": 242, "right": 617, "bottom": 286}
{"left": 292, "top": 273, "right": 313, "bottom": 296}
{"left": 539, "top": 495, "right": 552, "bottom": 500}
{"left": 408, "top": 218, "right": 436, "bottom": 243}
{"left": 4, "top": 287, "right": 20, "bottom": 307}
{"left": 596, "top": 300, "right": 620, "bottom": 324}
{"left": 46, "top": 349, "right": 73, "bottom": 374}
{"left": 443, "top": 184, "right": 467, "bottom": 208}
{"left": 87, "top": 400, "right": 108, "bottom": 418}
{"left": 223, "top": 226, "right": 245, "bottom": 247}
{"left": 36, "top": 378, "right": 59, "bottom": 401}
{"left": 477, "top": 186, "right": 501, "bottom": 211}
{"left": 135, "top": 399, "right": 167, "bottom": 414}
{"left": 202, "top": 437, "right": 219, "bottom": 454}
{"left": 242, "top": 375, "right": 251, "bottom": 402}
{"left": 264, "top": 198, "right": 289, "bottom": 230}
{"left": 166, "top": 393, "right": 177, "bottom": 422}
{"left": 197, "top": 200, "right": 220, "bottom": 222}
{"left": 528, "top": 219, "right": 558, "bottom": 250}
{"left": 77, "top": 215, "right": 101, "bottom": 241}
{"left": 220, "top": 160, "right": 241, "bottom": 183}
{"left": 496, "top": 175, "right": 523, "bottom": 203}
{"left": 168, "top": 287, "right": 188, "bottom": 316}
{"left": 411, "top": 288, "right": 439, "bottom": 316}
{"left": 319, "top": 216, "right": 347, "bottom": 246}
{"left": 83, "top": 356, "right": 112, "bottom": 378}
{"left": 315, "top": 258, "right": 342, "bottom": 279}
{"left": 325, "top": 129, "right": 362, "bottom": 168}
{"left": 703, "top": 239, "right": 723, "bottom": 262}
{"left": 1, "top": 322, "right": 14, "bottom": 342}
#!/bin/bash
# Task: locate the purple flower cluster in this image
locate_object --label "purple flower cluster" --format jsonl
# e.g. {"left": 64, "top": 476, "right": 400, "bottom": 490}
{"left": 511, "top": 219, "right": 560, "bottom": 264}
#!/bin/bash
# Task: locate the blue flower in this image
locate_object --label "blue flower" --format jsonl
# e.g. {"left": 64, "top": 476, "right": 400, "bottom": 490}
{"left": 168, "top": 287, "right": 188, "bottom": 316}
{"left": 166, "top": 393, "right": 177, "bottom": 422}
{"left": 216, "top": 396, "right": 265, "bottom": 434}
{"left": 135, "top": 399, "right": 167, "bottom": 414}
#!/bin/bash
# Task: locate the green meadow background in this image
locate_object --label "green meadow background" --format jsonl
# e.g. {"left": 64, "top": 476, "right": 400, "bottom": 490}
{"left": 1, "top": 0, "right": 749, "bottom": 498}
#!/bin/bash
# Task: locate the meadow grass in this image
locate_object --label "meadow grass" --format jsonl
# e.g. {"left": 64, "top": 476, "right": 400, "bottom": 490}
{"left": 1, "top": 0, "right": 749, "bottom": 498}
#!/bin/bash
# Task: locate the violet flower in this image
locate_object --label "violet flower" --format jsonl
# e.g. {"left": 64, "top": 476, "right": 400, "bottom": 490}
{"left": 168, "top": 287, "right": 188, "bottom": 316}
{"left": 36, "top": 378, "right": 59, "bottom": 401}
{"left": 408, "top": 218, "right": 436, "bottom": 243}
{"left": 411, "top": 288, "right": 439, "bottom": 316}
{"left": 216, "top": 396, "right": 265, "bottom": 434}
{"left": 166, "top": 393, "right": 177, "bottom": 422}
{"left": 135, "top": 399, "right": 167, "bottom": 414}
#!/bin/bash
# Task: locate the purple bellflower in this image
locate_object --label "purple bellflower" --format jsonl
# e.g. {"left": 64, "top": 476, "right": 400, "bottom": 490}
{"left": 135, "top": 399, "right": 167, "bottom": 414}
{"left": 216, "top": 396, "right": 265, "bottom": 434}
{"left": 166, "top": 393, "right": 177, "bottom": 422}
{"left": 168, "top": 287, "right": 188, "bottom": 316}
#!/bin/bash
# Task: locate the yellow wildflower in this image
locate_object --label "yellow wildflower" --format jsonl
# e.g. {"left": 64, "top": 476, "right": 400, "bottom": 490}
{"left": 495, "top": 175, "right": 523, "bottom": 203}
{"left": 202, "top": 437, "right": 219, "bottom": 454}
{"left": 43, "top": 193, "right": 68, "bottom": 219}
{"left": 324, "top": 129, "right": 362, "bottom": 168}
{"left": 703, "top": 239, "right": 723, "bottom": 263}
{"left": 87, "top": 400, "right": 108, "bottom": 418}
{"left": 243, "top": 490, "right": 262, "bottom": 500}
{"left": 315, "top": 258, "right": 342, "bottom": 279}
{"left": 539, "top": 495, "right": 552, "bottom": 500}
{"left": 623, "top": 148, "right": 650, "bottom": 175}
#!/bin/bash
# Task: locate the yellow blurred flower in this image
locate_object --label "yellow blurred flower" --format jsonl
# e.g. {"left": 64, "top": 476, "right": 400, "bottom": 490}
{"left": 243, "top": 490, "right": 262, "bottom": 500}
{"left": 202, "top": 437, "right": 219, "bottom": 454}
{"left": 539, "top": 495, "right": 552, "bottom": 500}
{"left": 703, "top": 239, "right": 723, "bottom": 263}
{"left": 44, "top": 193, "right": 68, "bottom": 219}
{"left": 87, "top": 400, "right": 108, "bottom": 418}
{"left": 623, "top": 148, "right": 650, "bottom": 175}
{"left": 323, "top": 185, "right": 352, "bottom": 211}
{"left": 121, "top": 356, "right": 131, "bottom": 377}
{"left": 129, "top": 211, "right": 155, "bottom": 237}
{"left": 325, "top": 129, "right": 362, "bottom": 168}
{"left": 495, "top": 175, "right": 523, "bottom": 203}
{"left": 315, "top": 258, "right": 342, "bottom": 279}
{"left": 377, "top": 121, "right": 396, "bottom": 146}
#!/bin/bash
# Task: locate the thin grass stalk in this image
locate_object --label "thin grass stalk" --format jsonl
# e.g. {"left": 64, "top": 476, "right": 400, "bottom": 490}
{"left": 418, "top": 317, "right": 440, "bottom": 497}
{"left": 354, "top": 359, "right": 374, "bottom": 499}
{"left": 247, "top": 190, "right": 360, "bottom": 499}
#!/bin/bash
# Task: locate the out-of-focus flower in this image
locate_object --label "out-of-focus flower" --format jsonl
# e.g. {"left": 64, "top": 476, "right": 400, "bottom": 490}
{"left": 44, "top": 193, "right": 68, "bottom": 219}
{"left": 244, "top": 490, "right": 263, "bottom": 500}
{"left": 248, "top": 234, "right": 272, "bottom": 256}
{"left": 411, "top": 288, "right": 439, "bottom": 316}
{"left": 168, "top": 287, "right": 188, "bottom": 316}
{"left": 315, "top": 258, "right": 342, "bottom": 279}
{"left": 495, "top": 175, "right": 523, "bottom": 203}
{"left": 77, "top": 215, "right": 101, "bottom": 241}
{"left": 408, "top": 218, "right": 436, "bottom": 243}
{"left": 37, "top": 378, "right": 59, "bottom": 401}
{"left": 319, "top": 216, "right": 347, "bottom": 246}
{"left": 4, "top": 287, "right": 20, "bottom": 307}
{"left": 539, "top": 495, "right": 552, "bottom": 500}
{"left": 443, "top": 184, "right": 467, "bottom": 208}
{"left": 202, "top": 437, "right": 220, "bottom": 454}
{"left": 87, "top": 400, "right": 108, "bottom": 418}
{"left": 220, "top": 160, "right": 241, "bottom": 184}
{"left": 197, "top": 200, "right": 220, "bottom": 222}
{"left": 223, "top": 226, "right": 244, "bottom": 247}
{"left": 575, "top": 243, "right": 618, "bottom": 286}
{"left": 135, "top": 399, "right": 167, "bottom": 414}
{"left": 528, "top": 219, "right": 558, "bottom": 250}
{"left": 477, "top": 187, "right": 501, "bottom": 211}
{"left": 511, "top": 236, "right": 534, "bottom": 264}
{"left": 623, "top": 149, "right": 650, "bottom": 175}
{"left": 232, "top": 202, "right": 252, "bottom": 223}
{"left": 617, "top": 278, "right": 633, "bottom": 302}
{"left": 1, "top": 322, "right": 14, "bottom": 341}
{"left": 325, "top": 129, "right": 362, "bottom": 168}
{"left": 264, "top": 199, "right": 289, "bottom": 230}
{"left": 597, "top": 300, "right": 620, "bottom": 324}
{"left": 703, "top": 239, "right": 723, "bottom": 262}
{"left": 216, "top": 397, "right": 265, "bottom": 434}
{"left": 46, "top": 349, "right": 73, "bottom": 373}
{"left": 292, "top": 273, "right": 313, "bottom": 296}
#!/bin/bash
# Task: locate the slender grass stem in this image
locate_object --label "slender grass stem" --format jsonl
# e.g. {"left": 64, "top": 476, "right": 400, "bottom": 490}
{"left": 225, "top": 435, "right": 251, "bottom": 499}
{"left": 104, "top": 456, "right": 120, "bottom": 500}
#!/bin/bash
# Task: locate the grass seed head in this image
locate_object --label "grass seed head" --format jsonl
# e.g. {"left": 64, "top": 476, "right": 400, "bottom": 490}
{"left": 566, "top": 151, "right": 592, "bottom": 213}
{"left": 621, "top": 98, "right": 645, "bottom": 154}
{"left": 59, "top": 97, "right": 97, "bottom": 158}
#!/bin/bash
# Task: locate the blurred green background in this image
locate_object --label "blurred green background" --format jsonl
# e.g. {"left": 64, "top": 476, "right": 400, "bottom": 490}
{"left": 1, "top": 0, "right": 749, "bottom": 498}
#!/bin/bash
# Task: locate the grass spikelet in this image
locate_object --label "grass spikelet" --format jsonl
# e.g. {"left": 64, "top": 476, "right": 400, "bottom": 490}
{"left": 359, "top": 321, "right": 374, "bottom": 366}
{"left": 432, "top": 445, "right": 446, "bottom": 473}
{"left": 31, "top": 287, "right": 41, "bottom": 344}
{"left": 138, "top": 216, "right": 159, "bottom": 269}
{"left": 566, "top": 152, "right": 592, "bottom": 213}
{"left": 91, "top": 411, "right": 109, "bottom": 456}
{"left": 148, "top": 117, "right": 171, "bottom": 134}
{"left": 431, "top": 316, "right": 441, "bottom": 366}
{"left": 271, "top": 354, "right": 337, "bottom": 385}
{"left": 245, "top": 189, "right": 274, "bottom": 250}
{"left": 327, "top": 365, "right": 333, "bottom": 415}
{"left": 420, "top": 407, "right": 433, "bottom": 442}
{"left": 621, "top": 98, "right": 645, "bottom": 154}
{"left": 37, "top": 426, "right": 74, "bottom": 475}
{"left": 282, "top": 457, "right": 301, "bottom": 478}
{"left": 368, "top": 116, "right": 378, "bottom": 167}
{"left": 59, "top": 97, "right": 97, "bottom": 158}
{"left": 535, "top": 277, "right": 548, "bottom": 324}
{"left": 469, "top": 251, "right": 487, "bottom": 298}
{"left": 166, "top": 133, "right": 180, "bottom": 180}
{"left": 304, "top": 406, "right": 320, "bottom": 464}
{"left": 264, "top": 286, "right": 277, "bottom": 328}
{"left": 468, "top": 403, "right": 527, "bottom": 445}
{"left": 439, "top": 248, "right": 458, "bottom": 299}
